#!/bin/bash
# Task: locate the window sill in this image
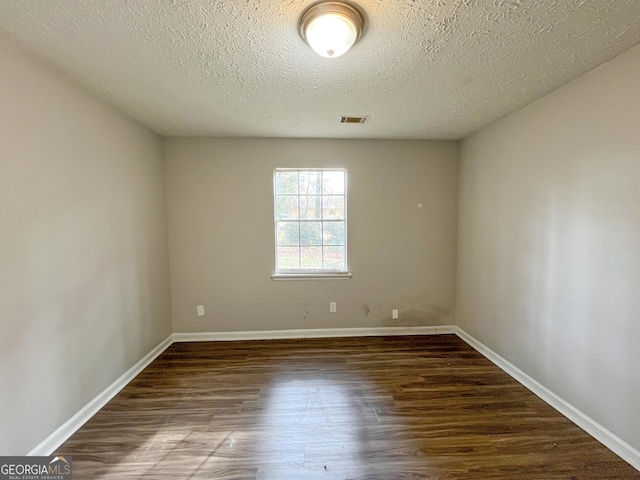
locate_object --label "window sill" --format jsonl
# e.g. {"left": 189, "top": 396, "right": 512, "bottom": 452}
{"left": 271, "top": 272, "right": 352, "bottom": 281}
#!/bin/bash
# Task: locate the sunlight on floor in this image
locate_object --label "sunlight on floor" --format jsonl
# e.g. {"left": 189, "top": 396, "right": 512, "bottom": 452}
{"left": 256, "top": 377, "right": 367, "bottom": 478}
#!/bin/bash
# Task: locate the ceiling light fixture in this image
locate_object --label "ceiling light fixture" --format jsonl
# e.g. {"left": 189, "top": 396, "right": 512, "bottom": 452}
{"left": 299, "top": 1, "right": 365, "bottom": 58}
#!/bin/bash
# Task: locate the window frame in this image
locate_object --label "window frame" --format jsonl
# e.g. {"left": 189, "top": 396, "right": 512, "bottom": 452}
{"left": 271, "top": 168, "right": 352, "bottom": 281}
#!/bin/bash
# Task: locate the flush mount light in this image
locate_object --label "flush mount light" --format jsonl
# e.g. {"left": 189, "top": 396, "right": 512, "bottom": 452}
{"left": 299, "top": 1, "right": 365, "bottom": 58}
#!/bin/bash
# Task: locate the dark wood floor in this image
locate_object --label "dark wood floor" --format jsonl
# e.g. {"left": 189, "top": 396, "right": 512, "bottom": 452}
{"left": 56, "top": 335, "right": 638, "bottom": 479}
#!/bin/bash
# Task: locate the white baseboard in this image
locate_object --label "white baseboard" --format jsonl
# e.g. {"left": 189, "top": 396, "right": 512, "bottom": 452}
{"left": 28, "top": 334, "right": 174, "bottom": 456}
{"left": 27, "top": 326, "right": 640, "bottom": 472}
{"left": 172, "top": 325, "right": 457, "bottom": 342}
{"left": 454, "top": 327, "right": 640, "bottom": 471}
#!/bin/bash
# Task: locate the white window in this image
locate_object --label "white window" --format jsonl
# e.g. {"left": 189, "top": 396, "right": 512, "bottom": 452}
{"left": 273, "top": 169, "right": 350, "bottom": 279}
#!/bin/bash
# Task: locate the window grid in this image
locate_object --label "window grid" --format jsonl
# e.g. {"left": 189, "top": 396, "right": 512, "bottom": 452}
{"left": 274, "top": 169, "right": 347, "bottom": 273}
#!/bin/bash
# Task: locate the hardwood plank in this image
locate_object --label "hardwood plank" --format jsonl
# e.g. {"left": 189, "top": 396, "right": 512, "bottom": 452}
{"left": 55, "top": 335, "right": 639, "bottom": 479}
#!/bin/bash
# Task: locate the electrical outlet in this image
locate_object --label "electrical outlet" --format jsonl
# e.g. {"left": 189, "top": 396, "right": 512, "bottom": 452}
{"left": 330, "top": 302, "right": 337, "bottom": 313}
{"left": 197, "top": 305, "right": 205, "bottom": 317}
{"left": 392, "top": 309, "right": 399, "bottom": 319}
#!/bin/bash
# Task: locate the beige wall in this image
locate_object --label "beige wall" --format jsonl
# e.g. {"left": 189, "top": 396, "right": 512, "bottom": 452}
{"left": 165, "top": 138, "right": 458, "bottom": 333}
{"left": 0, "top": 40, "right": 172, "bottom": 454}
{"left": 456, "top": 44, "right": 640, "bottom": 450}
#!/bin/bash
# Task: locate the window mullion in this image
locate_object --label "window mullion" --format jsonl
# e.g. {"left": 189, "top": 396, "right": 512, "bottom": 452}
{"left": 298, "top": 193, "right": 301, "bottom": 269}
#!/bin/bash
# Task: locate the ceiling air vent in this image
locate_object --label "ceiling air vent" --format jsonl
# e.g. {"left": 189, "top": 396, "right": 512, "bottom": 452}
{"left": 340, "top": 115, "right": 369, "bottom": 124}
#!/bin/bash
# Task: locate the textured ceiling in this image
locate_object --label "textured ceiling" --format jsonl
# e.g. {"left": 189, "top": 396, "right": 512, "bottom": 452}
{"left": 1, "top": 1, "right": 639, "bottom": 139}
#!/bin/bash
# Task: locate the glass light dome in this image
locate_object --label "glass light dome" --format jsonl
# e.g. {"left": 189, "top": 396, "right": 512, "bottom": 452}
{"left": 299, "top": 2, "right": 365, "bottom": 58}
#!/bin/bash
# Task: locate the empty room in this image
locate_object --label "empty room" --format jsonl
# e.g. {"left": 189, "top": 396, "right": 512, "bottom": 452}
{"left": 1, "top": 1, "right": 639, "bottom": 478}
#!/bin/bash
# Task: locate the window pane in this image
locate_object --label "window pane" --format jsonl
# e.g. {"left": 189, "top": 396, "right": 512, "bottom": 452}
{"left": 276, "top": 196, "right": 299, "bottom": 220}
{"left": 323, "top": 246, "right": 345, "bottom": 270}
{"left": 299, "top": 171, "right": 322, "bottom": 195}
{"left": 322, "top": 196, "right": 344, "bottom": 220}
{"left": 277, "top": 222, "right": 299, "bottom": 245}
{"left": 323, "top": 221, "right": 345, "bottom": 245}
{"left": 300, "top": 221, "right": 322, "bottom": 245}
{"left": 300, "top": 196, "right": 321, "bottom": 219}
{"left": 274, "top": 169, "right": 347, "bottom": 274}
{"left": 276, "top": 171, "right": 298, "bottom": 194}
{"left": 301, "top": 246, "right": 322, "bottom": 269}
{"left": 323, "top": 171, "right": 345, "bottom": 194}
{"left": 277, "top": 247, "right": 300, "bottom": 269}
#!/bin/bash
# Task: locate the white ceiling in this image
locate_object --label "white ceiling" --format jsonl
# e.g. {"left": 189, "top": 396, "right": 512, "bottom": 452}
{"left": 1, "top": 1, "right": 639, "bottom": 140}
